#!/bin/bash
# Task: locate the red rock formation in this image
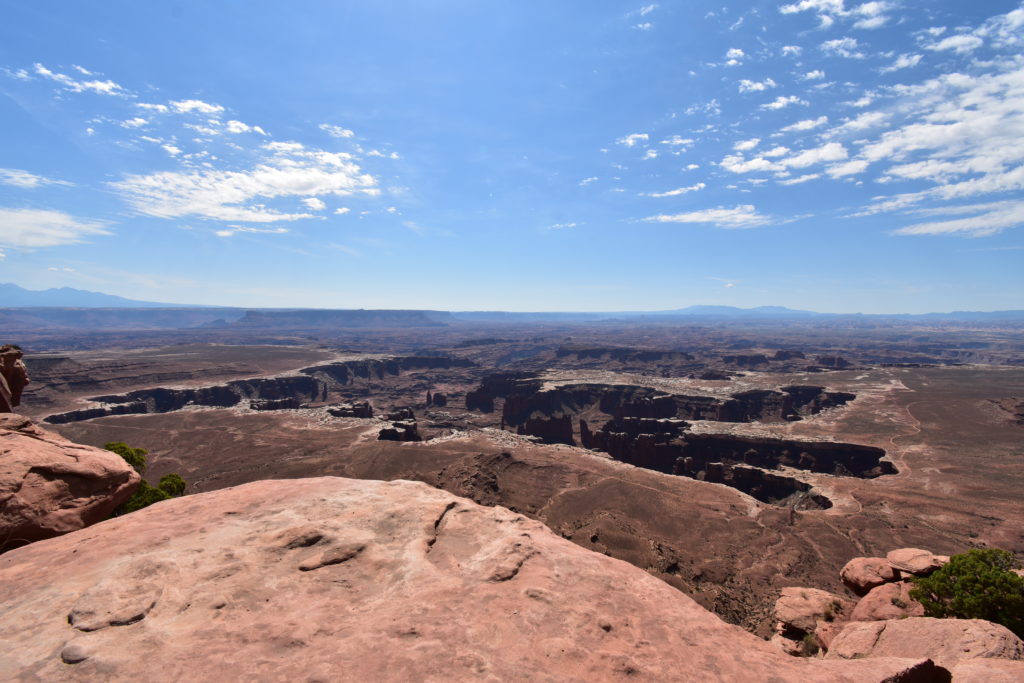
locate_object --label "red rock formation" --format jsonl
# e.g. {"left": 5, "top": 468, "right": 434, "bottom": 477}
{"left": 841, "top": 557, "right": 897, "bottom": 596}
{"left": 827, "top": 618, "right": 1023, "bottom": 670}
{"left": 886, "top": 547, "right": 949, "bottom": 577}
{"left": 0, "top": 477, "right": 946, "bottom": 681}
{"left": 0, "top": 344, "right": 29, "bottom": 413}
{"left": 0, "top": 415, "right": 139, "bottom": 550}
{"left": 772, "top": 587, "right": 855, "bottom": 654}
{"left": 850, "top": 581, "right": 925, "bottom": 622}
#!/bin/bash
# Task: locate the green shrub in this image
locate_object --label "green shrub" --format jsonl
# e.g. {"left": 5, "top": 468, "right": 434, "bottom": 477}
{"left": 104, "top": 441, "right": 148, "bottom": 474}
{"left": 158, "top": 473, "right": 186, "bottom": 497}
{"left": 909, "top": 548, "right": 1024, "bottom": 638}
{"left": 801, "top": 633, "right": 820, "bottom": 657}
{"left": 114, "top": 480, "right": 171, "bottom": 515}
{"left": 104, "top": 441, "right": 187, "bottom": 516}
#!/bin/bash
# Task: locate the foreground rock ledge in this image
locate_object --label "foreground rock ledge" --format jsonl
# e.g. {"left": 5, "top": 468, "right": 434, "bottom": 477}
{"left": 0, "top": 477, "right": 945, "bottom": 681}
{"left": 0, "top": 414, "right": 139, "bottom": 550}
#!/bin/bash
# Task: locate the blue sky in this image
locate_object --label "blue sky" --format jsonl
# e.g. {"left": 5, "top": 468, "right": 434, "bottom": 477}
{"left": 1, "top": 0, "right": 1022, "bottom": 313}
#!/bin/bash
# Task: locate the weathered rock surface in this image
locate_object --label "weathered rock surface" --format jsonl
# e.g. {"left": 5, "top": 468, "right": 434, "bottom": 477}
{"left": 887, "top": 548, "right": 949, "bottom": 576}
{"left": 0, "top": 415, "right": 139, "bottom": 550}
{"left": 0, "top": 477, "right": 946, "bottom": 682}
{"left": 841, "top": 556, "right": 898, "bottom": 595}
{"left": 849, "top": 581, "right": 925, "bottom": 622}
{"left": 1, "top": 344, "right": 30, "bottom": 413}
{"left": 827, "top": 618, "right": 1024, "bottom": 670}
{"left": 772, "top": 586, "right": 855, "bottom": 654}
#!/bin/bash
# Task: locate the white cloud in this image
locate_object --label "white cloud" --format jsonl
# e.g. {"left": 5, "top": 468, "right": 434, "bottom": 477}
{"left": 783, "top": 141, "right": 848, "bottom": 168}
{"left": 725, "top": 48, "right": 745, "bottom": 66}
{"left": 334, "top": 207, "right": 351, "bottom": 215}
{"left": 111, "top": 143, "right": 378, "bottom": 223}
{"left": 686, "top": 163, "right": 700, "bottom": 170}
{"left": 733, "top": 138, "right": 761, "bottom": 151}
{"left": 893, "top": 200, "right": 1024, "bottom": 237}
{"left": 319, "top": 123, "right": 355, "bottom": 138}
{"left": 926, "top": 34, "right": 984, "bottom": 54}
{"left": 780, "top": 115, "right": 829, "bottom": 132}
{"left": 0, "top": 208, "right": 111, "bottom": 248}
{"left": 215, "top": 226, "right": 289, "bottom": 238}
{"left": 579, "top": 177, "right": 599, "bottom": 186}
{"left": 638, "top": 4, "right": 658, "bottom": 16}
{"left": 739, "top": 78, "right": 777, "bottom": 92}
{"left": 161, "top": 144, "right": 183, "bottom": 157}
{"left": 761, "top": 95, "right": 807, "bottom": 110}
{"left": 778, "top": 173, "right": 821, "bottom": 185}
{"left": 633, "top": 22, "right": 653, "bottom": 30}
{"left": 821, "top": 37, "right": 866, "bottom": 59}
{"left": 660, "top": 135, "right": 694, "bottom": 146}
{"left": 781, "top": 45, "right": 803, "bottom": 56}
{"left": 880, "top": 53, "right": 922, "bottom": 73}
{"left": 136, "top": 102, "right": 169, "bottom": 113}
{"left": 0, "top": 168, "right": 71, "bottom": 189}
{"left": 170, "top": 99, "right": 225, "bottom": 115}
{"left": 764, "top": 146, "right": 790, "bottom": 157}
{"left": 645, "top": 182, "right": 706, "bottom": 197}
{"left": 826, "top": 159, "right": 869, "bottom": 177}
{"left": 643, "top": 149, "right": 658, "bottom": 159}
{"left": 121, "top": 117, "right": 148, "bottom": 128}
{"left": 548, "top": 222, "right": 577, "bottom": 230}
{"left": 617, "top": 133, "right": 649, "bottom": 147}
{"left": 720, "top": 155, "right": 782, "bottom": 173}
{"left": 302, "top": 197, "right": 326, "bottom": 211}
{"left": 802, "top": 69, "right": 826, "bottom": 80}
{"left": 32, "top": 63, "right": 128, "bottom": 96}
{"left": 226, "top": 120, "right": 267, "bottom": 135}
{"left": 780, "top": 1, "right": 893, "bottom": 30}
{"left": 645, "top": 204, "right": 771, "bottom": 228}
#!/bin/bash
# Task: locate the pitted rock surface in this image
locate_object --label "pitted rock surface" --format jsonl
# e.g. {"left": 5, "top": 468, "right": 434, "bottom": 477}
{"left": 0, "top": 476, "right": 945, "bottom": 682}
{"left": 0, "top": 415, "right": 139, "bottom": 550}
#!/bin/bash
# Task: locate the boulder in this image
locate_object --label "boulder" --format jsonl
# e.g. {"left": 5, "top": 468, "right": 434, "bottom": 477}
{"left": 840, "top": 557, "right": 898, "bottom": 595}
{"left": 771, "top": 586, "right": 855, "bottom": 655}
{"left": 0, "top": 344, "right": 29, "bottom": 413}
{"left": 0, "top": 476, "right": 949, "bottom": 681}
{"left": 850, "top": 581, "right": 925, "bottom": 622}
{"left": 774, "top": 587, "right": 855, "bottom": 634}
{"left": 827, "top": 618, "right": 1024, "bottom": 670}
{"left": 951, "top": 658, "right": 1024, "bottom": 682}
{"left": 0, "top": 415, "right": 140, "bottom": 550}
{"left": 887, "top": 548, "right": 949, "bottom": 576}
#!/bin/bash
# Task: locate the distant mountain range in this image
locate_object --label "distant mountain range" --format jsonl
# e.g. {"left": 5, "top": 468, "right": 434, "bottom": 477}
{"left": 1, "top": 283, "right": 1021, "bottom": 326}
{"left": 0, "top": 283, "right": 189, "bottom": 308}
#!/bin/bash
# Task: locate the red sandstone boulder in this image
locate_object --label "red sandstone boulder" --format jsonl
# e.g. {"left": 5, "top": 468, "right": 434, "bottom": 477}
{"left": 850, "top": 581, "right": 925, "bottom": 622}
{"left": 0, "top": 477, "right": 947, "bottom": 681}
{"left": 840, "top": 556, "right": 898, "bottom": 595}
{"left": 772, "top": 586, "right": 855, "bottom": 653}
{"left": 887, "top": 547, "right": 949, "bottom": 576}
{"left": 827, "top": 618, "right": 1024, "bottom": 670}
{"left": 951, "top": 658, "right": 1024, "bottom": 682}
{"left": 0, "top": 344, "right": 29, "bottom": 413}
{"left": 0, "top": 415, "right": 139, "bottom": 550}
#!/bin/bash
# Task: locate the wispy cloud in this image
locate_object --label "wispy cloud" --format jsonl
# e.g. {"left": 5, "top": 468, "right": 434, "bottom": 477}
{"left": 644, "top": 182, "right": 706, "bottom": 197}
{"left": 0, "top": 208, "right": 111, "bottom": 248}
{"left": 31, "top": 63, "right": 128, "bottom": 96}
{"left": 645, "top": 204, "right": 771, "bottom": 228}
{"left": 0, "top": 168, "right": 72, "bottom": 189}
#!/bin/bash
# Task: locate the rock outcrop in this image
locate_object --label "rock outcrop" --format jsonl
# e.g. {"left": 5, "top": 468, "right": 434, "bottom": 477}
{"left": 827, "top": 618, "right": 1024, "bottom": 670}
{"left": 0, "top": 415, "right": 139, "bottom": 550}
{"left": 849, "top": 581, "right": 925, "bottom": 622}
{"left": 0, "top": 477, "right": 948, "bottom": 681}
{"left": 887, "top": 548, "right": 949, "bottom": 577}
{"left": 1, "top": 344, "right": 30, "bottom": 413}
{"left": 841, "top": 557, "right": 898, "bottom": 596}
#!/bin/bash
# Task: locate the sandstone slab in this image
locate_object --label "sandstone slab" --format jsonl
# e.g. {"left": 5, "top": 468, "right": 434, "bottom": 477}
{"left": 827, "top": 618, "right": 1024, "bottom": 670}
{"left": 0, "top": 477, "right": 946, "bottom": 682}
{"left": 887, "top": 547, "right": 949, "bottom": 576}
{"left": 0, "top": 415, "right": 139, "bottom": 550}
{"left": 840, "top": 556, "right": 897, "bottom": 595}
